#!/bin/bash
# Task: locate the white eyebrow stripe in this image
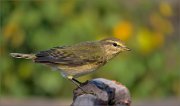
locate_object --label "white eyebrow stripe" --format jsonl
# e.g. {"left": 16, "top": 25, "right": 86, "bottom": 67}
{"left": 118, "top": 43, "right": 126, "bottom": 47}
{"left": 106, "top": 40, "right": 119, "bottom": 43}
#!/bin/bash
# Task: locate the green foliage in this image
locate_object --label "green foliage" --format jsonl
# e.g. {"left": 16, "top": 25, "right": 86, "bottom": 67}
{"left": 0, "top": 0, "right": 179, "bottom": 99}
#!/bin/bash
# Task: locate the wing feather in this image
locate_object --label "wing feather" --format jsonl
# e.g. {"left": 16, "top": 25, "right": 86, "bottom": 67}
{"left": 34, "top": 42, "right": 104, "bottom": 66}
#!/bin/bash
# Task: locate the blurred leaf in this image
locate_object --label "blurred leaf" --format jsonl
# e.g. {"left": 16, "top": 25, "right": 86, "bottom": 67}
{"left": 35, "top": 71, "right": 62, "bottom": 94}
{"left": 18, "top": 62, "right": 33, "bottom": 80}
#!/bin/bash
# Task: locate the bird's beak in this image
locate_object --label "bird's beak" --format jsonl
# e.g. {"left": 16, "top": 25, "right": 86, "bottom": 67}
{"left": 123, "top": 47, "right": 131, "bottom": 51}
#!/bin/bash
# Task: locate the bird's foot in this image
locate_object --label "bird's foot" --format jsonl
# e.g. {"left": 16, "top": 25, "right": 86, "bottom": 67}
{"left": 67, "top": 76, "right": 88, "bottom": 94}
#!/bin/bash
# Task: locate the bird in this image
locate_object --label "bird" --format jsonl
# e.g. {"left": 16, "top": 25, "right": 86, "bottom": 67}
{"left": 10, "top": 37, "right": 130, "bottom": 89}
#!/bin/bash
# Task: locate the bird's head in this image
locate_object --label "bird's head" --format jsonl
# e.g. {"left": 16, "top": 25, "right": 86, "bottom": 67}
{"left": 100, "top": 37, "right": 130, "bottom": 59}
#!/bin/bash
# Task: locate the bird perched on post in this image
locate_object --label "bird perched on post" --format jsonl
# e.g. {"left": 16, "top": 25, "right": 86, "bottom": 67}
{"left": 10, "top": 37, "right": 130, "bottom": 89}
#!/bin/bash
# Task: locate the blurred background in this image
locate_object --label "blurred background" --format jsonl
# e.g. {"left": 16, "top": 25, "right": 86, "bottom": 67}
{"left": 1, "top": 0, "right": 180, "bottom": 105}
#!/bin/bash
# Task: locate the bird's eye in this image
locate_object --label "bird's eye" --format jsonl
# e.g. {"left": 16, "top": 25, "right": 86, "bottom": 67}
{"left": 113, "top": 43, "right": 118, "bottom": 47}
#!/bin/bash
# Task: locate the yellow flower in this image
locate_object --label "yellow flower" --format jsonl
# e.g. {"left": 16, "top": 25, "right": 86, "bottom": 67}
{"left": 136, "top": 28, "right": 154, "bottom": 54}
{"left": 153, "top": 32, "right": 164, "bottom": 48}
{"left": 159, "top": 2, "right": 173, "bottom": 17}
{"left": 3, "top": 22, "right": 25, "bottom": 48}
{"left": 136, "top": 28, "right": 164, "bottom": 55}
{"left": 2, "top": 9, "right": 25, "bottom": 47}
{"left": 3, "top": 22, "right": 18, "bottom": 40}
{"left": 113, "top": 21, "right": 133, "bottom": 41}
{"left": 150, "top": 13, "right": 173, "bottom": 35}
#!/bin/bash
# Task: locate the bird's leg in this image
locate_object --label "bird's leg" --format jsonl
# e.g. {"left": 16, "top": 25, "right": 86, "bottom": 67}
{"left": 72, "top": 78, "right": 82, "bottom": 85}
{"left": 67, "top": 76, "right": 87, "bottom": 93}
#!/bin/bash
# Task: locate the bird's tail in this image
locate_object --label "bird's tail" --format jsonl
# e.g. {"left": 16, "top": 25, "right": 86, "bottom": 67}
{"left": 10, "top": 53, "right": 36, "bottom": 59}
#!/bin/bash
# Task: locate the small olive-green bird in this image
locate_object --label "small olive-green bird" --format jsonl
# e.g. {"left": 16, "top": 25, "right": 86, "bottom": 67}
{"left": 10, "top": 37, "right": 130, "bottom": 87}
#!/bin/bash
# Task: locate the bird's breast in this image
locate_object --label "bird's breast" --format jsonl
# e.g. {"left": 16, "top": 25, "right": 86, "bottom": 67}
{"left": 57, "top": 62, "right": 104, "bottom": 78}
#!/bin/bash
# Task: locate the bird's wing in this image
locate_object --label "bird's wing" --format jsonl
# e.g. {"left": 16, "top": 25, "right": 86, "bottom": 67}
{"left": 34, "top": 43, "right": 104, "bottom": 66}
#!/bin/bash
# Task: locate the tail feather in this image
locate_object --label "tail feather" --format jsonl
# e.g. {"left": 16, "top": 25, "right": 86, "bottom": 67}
{"left": 10, "top": 53, "right": 36, "bottom": 59}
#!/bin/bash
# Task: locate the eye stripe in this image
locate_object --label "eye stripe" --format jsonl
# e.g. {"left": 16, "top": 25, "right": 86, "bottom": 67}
{"left": 101, "top": 39, "right": 126, "bottom": 47}
{"left": 109, "top": 41, "right": 125, "bottom": 47}
{"left": 118, "top": 43, "right": 125, "bottom": 47}
{"left": 105, "top": 40, "right": 122, "bottom": 46}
